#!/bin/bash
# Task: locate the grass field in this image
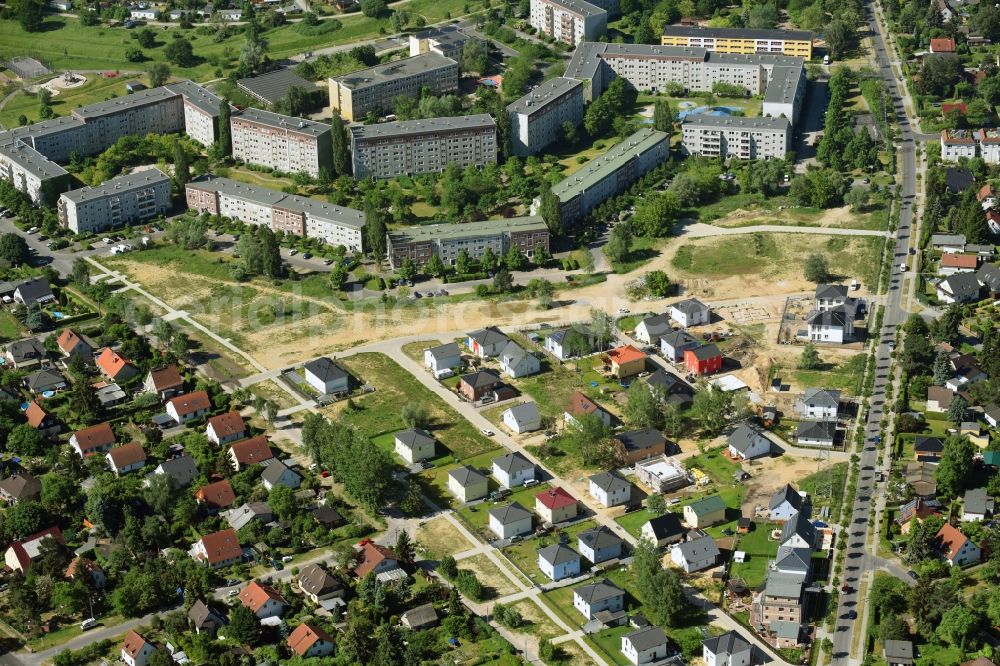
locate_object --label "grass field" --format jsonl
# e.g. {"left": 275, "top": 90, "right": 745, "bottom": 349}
{"left": 789, "top": 353, "right": 867, "bottom": 396}
{"left": 0, "top": 311, "right": 25, "bottom": 341}
{"left": 0, "top": 73, "right": 137, "bottom": 127}
{"left": 800, "top": 462, "right": 849, "bottom": 523}
{"left": 416, "top": 448, "right": 504, "bottom": 510}
{"left": 728, "top": 522, "right": 780, "bottom": 588}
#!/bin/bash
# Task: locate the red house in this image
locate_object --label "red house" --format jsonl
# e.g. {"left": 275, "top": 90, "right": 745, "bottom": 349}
{"left": 684, "top": 344, "right": 722, "bottom": 376}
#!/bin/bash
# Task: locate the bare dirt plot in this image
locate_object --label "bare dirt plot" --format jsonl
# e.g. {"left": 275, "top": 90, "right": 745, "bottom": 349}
{"left": 740, "top": 455, "right": 823, "bottom": 518}
{"left": 509, "top": 599, "right": 567, "bottom": 640}
{"left": 553, "top": 639, "right": 601, "bottom": 666}
{"left": 709, "top": 204, "right": 884, "bottom": 230}
{"left": 415, "top": 516, "right": 477, "bottom": 561}
{"left": 458, "top": 553, "right": 523, "bottom": 598}
{"left": 248, "top": 379, "right": 298, "bottom": 410}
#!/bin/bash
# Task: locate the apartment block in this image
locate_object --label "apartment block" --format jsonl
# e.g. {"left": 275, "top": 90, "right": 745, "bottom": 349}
{"left": 386, "top": 216, "right": 550, "bottom": 269}
{"left": 762, "top": 63, "right": 806, "bottom": 123}
{"left": 529, "top": 0, "right": 608, "bottom": 45}
{"left": 230, "top": 108, "right": 332, "bottom": 178}
{"left": 508, "top": 77, "right": 585, "bottom": 157}
{"left": 544, "top": 127, "right": 669, "bottom": 224}
{"left": 350, "top": 114, "right": 497, "bottom": 179}
{"left": 754, "top": 572, "right": 806, "bottom": 626}
{"left": 681, "top": 115, "right": 790, "bottom": 160}
{"left": 4, "top": 116, "right": 91, "bottom": 164}
{"left": 71, "top": 86, "right": 185, "bottom": 152}
{"left": 328, "top": 53, "right": 459, "bottom": 122}
{"left": 185, "top": 176, "right": 365, "bottom": 251}
{"left": 164, "top": 80, "right": 225, "bottom": 147}
{"left": 408, "top": 25, "right": 479, "bottom": 59}
{"left": 661, "top": 25, "right": 813, "bottom": 59}
{"left": 941, "top": 129, "right": 979, "bottom": 161}
{"left": 0, "top": 137, "right": 70, "bottom": 205}
{"left": 58, "top": 168, "right": 172, "bottom": 234}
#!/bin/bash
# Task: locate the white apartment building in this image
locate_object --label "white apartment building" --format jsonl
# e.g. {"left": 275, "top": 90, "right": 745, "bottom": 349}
{"left": 186, "top": 176, "right": 365, "bottom": 251}
{"left": 164, "top": 80, "right": 225, "bottom": 147}
{"left": 762, "top": 64, "right": 806, "bottom": 123}
{"left": 408, "top": 25, "right": 478, "bottom": 59}
{"left": 58, "top": 168, "right": 172, "bottom": 233}
{"left": 681, "top": 115, "right": 790, "bottom": 160}
{"left": 350, "top": 114, "right": 497, "bottom": 179}
{"left": 70, "top": 86, "right": 185, "bottom": 151}
{"left": 529, "top": 0, "right": 607, "bottom": 45}
{"left": 328, "top": 53, "right": 459, "bottom": 122}
{"left": 0, "top": 138, "right": 69, "bottom": 205}
{"left": 231, "top": 108, "right": 332, "bottom": 178}
{"left": 508, "top": 77, "right": 585, "bottom": 157}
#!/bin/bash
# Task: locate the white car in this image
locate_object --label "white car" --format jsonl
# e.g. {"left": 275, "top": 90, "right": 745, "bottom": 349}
{"left": 898, "top": 263, "right": 907, "bottom": 272}
{"left": 103, "top": 237, "right": 113, "bottom": 244}
{"left": 26, "top": 227, "right": 38, "bottom": 235}
{"left": 480, "top": 429, "right": 494, "bottom": 436}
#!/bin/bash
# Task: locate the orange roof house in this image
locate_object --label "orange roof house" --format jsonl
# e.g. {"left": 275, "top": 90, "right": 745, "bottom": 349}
{"left": 606, "top": 344, "right": 647, "bottom": 379}
{"left": 192, "top": 528, "right": 242, "bottom": 568}
{"left": 287, "top": 623, "right": 335, "bottom": 657}
{"left": 564, "top": 390, "right": 612, "bottom": 426}
{"left": 238, "top": 580, "right": 288, "bottom": 618}
{"left": 25, "top": 400, "right": 59, "bottom": 434}
{"left": 535, "top": 486, "right": 578, "bottom": 523}
{"left": 228, "top": 436, "right": 273, "bottom": 470}
{"left": 120, "top": 630, "right": 156, "bottom": 666}
{"left": 106, "top": 442, "right": 147, "bottom": 475}
{"left": 96, "top": 348, "right": 138, "bottom": 382}
{"left": 71, "top": 422, "right": 116, "bottom": 457}
{"left": 941, "top": 102, "right": 967, "bottom": 116}
{"left": 937, "top": 522, "right": 980, "bottom": 566}
{"left": 978, "top": 184, "right": 997, "bottom": 202}
{"left": 930, "top": 37, "right": 956, "bottom": 52}
{"left": 166, "top": 390, "right": 212, "bottom": 422}
{"left": 56, "top": 328, "right": 94, "bottom": 357}
{"left": 354, "top": 542, "right": 399, "bottom": 578}
{"left": 206, "top": 411, "right": 246, "bottom": 445}
{"left": 940, "top": 254, "right": 979, "bottom": 271}
{"left": 145, "top": 365, "right": 184, "bottom": 397}
{"left": 194, "top": 479, "right": 237, "bottom": 510}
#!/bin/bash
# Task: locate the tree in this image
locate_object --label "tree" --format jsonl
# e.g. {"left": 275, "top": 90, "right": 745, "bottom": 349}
{"left": 646, "top": 493, "right": 666, "bottom": 515}
{"left": 50, "top": 581, "right": 88, "bottom": 617}
{"left": 239, "top": 21, "right": 269, "bottom": 75}
{"left": 562, "top": 328, "right": 592, "bottom": 358}
{"left": 360, "top": 0, "right": 386, "bottom": 16}
{"left": 632, "top": 192, "right": 680, "bottom": 237}
{"left": 937, "top": 604, "right": 981, "bottom": 650}
{"left": 932, "top": 348, "right": 951, "bottom": 386}
{"left": 480, "top": 247, "right": 498, "bottom": 272}
{"left": 653, "top": 99, "right": 674, "bottom": 132}
{"left": 70, "top": 376, "right": 101, "bottom": 424}
{"left": 845, "top": 186, "right": 869, "bottom": 212}
{"left": 71, "top": 258, "right": 91, "bottom": 289}
{"left": 825, "top": 19, "right": 856, "bottom": 59}
{"left": 164, "top": 38, "right": 195, "bottom": 67}
{"left": 3, "top": 501, "right": 47, "bottom": 541}
{"left": 567, "top": 412, "right": 615, "bottom": 467}
{"left": 691, "top": 387, "right": 748, "bottom": 436}
{"left": 276, "top": 86, "right": 310, "bottom": 117}
{"left": 460, "top": 38, "right": 488, "bottom": 74}
{"left": 216, "top": 99, "right": 232, "bottom": 158}
{"left": 227, "top": 603, "right": 260, "bottom": 644}
{"left": 364, "top": 200, "right": 388, "bottom": 261}
{"left": 804, "top": 253, "right": 830, "bottom": 282}
{"left": 538, "top": 188, "right": 563, "bottom": 236}
{"left": 934, "top": 305, "right": 963, "bottom": 345}
{"left": 400, "top": 402, "right": 430, "bottom": 429}
{"left": 41, "top": 474, "right": 82, "bottom": 515}
{"left": 644, "top": 270, "right": 671, "bottom": 297}
{"left": 493, "top": 268, "right": 513, "bottom": 293}
{"left": 136, "top": 27, "right": 157, "bottom": 48}
{"left": 425, "top": 254, "right": 447, "bottom": 278}
{"left": 947, "top": 395, "right": 968, "bottom": 425}
{"left": 330, "top": 115, "right": 351, "bottom": 177}
{"left": 504, "top": 247, "right": 527, "bottom": 271}
{"left": 799, "top": 343, "right": 822, "bottom": 370}
{"left": 395, "top": 530, "right": 414, "bottom": 566}
{"left": 631, "top": 538, "right": 689, "bottom": 625}
{"left": 0, "top": 233, "right": 30, "bottom": 267}
{"left": 439, "top": 555, "right": 458, "bottom": 579}
{"left": 935, "top": 435, "right": 974, "bottom": 498}
{"left": 147, "top": 62, "right": 171, "bottom": 88}
{"left": 590, "top": 308, "right": 616, "bottom": 351}
{"left": 562, "top": 120, "right": 578, "bottom": 144}
{"left": 125, "top": 47, "right": 146, "bottom": 63}
{"left": 172, "top": 138, "right": 190, "bottom": 187}
{"left": 605, "top": 223, "right": 633, "bottom": 265}
{"left": 12, "top": 0, "right": 45, "bottom": 31}
{"left": 623, "top": 382, "right": 662, "bottom": 430}
{"left": 455, "top": 249, "right": 473, "bottom": 275}
{"left": 7, "top": 423, "right": 43, "bottom": 456}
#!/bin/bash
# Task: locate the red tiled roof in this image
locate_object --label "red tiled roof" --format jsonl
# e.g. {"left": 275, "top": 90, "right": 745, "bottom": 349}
{"left": 56, "top": 329, "right": 89, "bottom": 354}
{"left": 194, "top": 479, "right": 236, "bottom": 509}
{"left": 978, "top": 184, "right": 997, "bottom": 201}
{"left": 96, "top": 348, "right": 134, "bottom": 380}
{"left": 937, "top": 523, "right": 970, "bottom": 560}
{"left": 107, "top": 442, "right": 146, "bottom": 469}
{"left": 930, "top": 37, "right": 956, "bottom": 52}
{"left": 238, "top": 580, "right": 287, "bottom": 613}
{"left": 941, "top": 102, "right": 967, "bottom": 116}
{"left": 566, "top": 390, "right": 604, "bottom": 417}
{"left": 287, "top": 623, "right": 333, "bottom": 656}
{"left": 197, "top": 528, "right": 242, "bottom": 566}
{"left": 536, "top": 486, "right": 576, "bottom": 510}
{"left": 147, "top": 365, "right": 183, "bottom": 392}
{"left": 121, "top": 631, "right": 152, "bottom": 659}
{"left": 354, "top": 542, "right": 398, "bottom": 577}
{"left": 607, "top": 344, "right": 647, "bottom": 365}
{"left": 25, "top": 400, "right": 51, "bottom": 428}
{"left": 229, "top": 436, "right": 273, "bottom": 465}
{"left": 73, "top": 422, "right": 116, "bottom": 453}
{"left": 167, "top": 390, "right": 211, "bottom": 417}
{"left": 208, "top": 412, "right": 245, "bottom": 439}
{"left": 940, "top": 254, "right": 978, "bottom": 269}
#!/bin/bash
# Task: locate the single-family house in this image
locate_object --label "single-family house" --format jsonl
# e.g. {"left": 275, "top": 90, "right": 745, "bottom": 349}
{"left": 612, "top": 428, "right": 667, "bottom": 465}
{"left": 796, "top": 388, "right": 840, "bottom": 421}
{"left": 545, "top": 326, "right": 595, "bottom": 360}
{"left": 565, "top": 390, "right": 612, "bottom": 427}
{"left": 24, "top": 400, "right": 60, "bottom": 438}
{"left": 962, "top": 488, "right": 994, "bottom": 521}
{"left": 930, "top": 37, "right": 956, "bottom": 52}
{"left": 684, "top": 344, "right": 723, "bottom": 376}
{"left": 5, "top": 527, "right": 64, "bottom": 574}
{"left": 806, "top": 305, "right": 855, "bottom": 343}
{"left": 130, "top": 7, "right": 158, "bottom": 19}
{"left": 978, "top": 184, "right": 998, "bottom": 209}
{"left": 499, "top": 341, "right": 540, "bottom": 378}
{"left": 896, "top": 497, "right": 942, "bottom": 534}
{"left": 311, "top": 506, "right": 345, "bottom": 529}
{"left": 303, "top": 357, "right": 349, "bottom": 395}
{"left": 634, "top": 315, "right": 672, "bottom": 345}
{"left": 641, "top": 513, "right": 686, "bottom": 547}
{"left": 702, "top": 630, "right": 752, "bottom": 666}
{"left": 815, "top": 284, "right": 849, "bottom": 311}
{"left": 635, "top": 456, "right": 690, "bottom": 493}
{"left": 573, "top": 579, "right": 625, "bottom": 619}
{"left": 577, "top": 526, "right": 623, "bottom": 564}
{"left": 589, "top": 471, "right": 631, "bottom": 508}
{"left": 354, "top": 542, "right": 400, "bottom": 578}
{"left": 121, "top": 631, "right": 156, "bottom": 666}
{"left": 188, "top": 600, "right": 226, "bottom": 635}
{"left": 239, "top": 581, "right": 288, "bottom": 618}
{"left": 671, "top": 535, "right": 719, "bottom": 572}
{"left": 659, "top": 330, "right": 698, "bottom": 362}
{"left": 914, "top": 436, "right": 944, "bottom": 462}
{"left": 297, "top": 563, "right": 345, "bottom": 605}
{"left": 926, "top": 386, "right": 955, "bottom": 412}
{"left": 56, "top": 328, "right": 95, "bottom": 359}
{"left": 645, "top": 369, "right": 695, "bottom": 408}
{"left": 448, "top": 466, "right": 489, "bottom": 502}
{"left": 424, "top": 342, "right": 462, "bottom": 373}
{"left": 194, "top": 479, "right": 236, "bottom": 512}
{"left": 535, "top": 486, "right": 577, "bottom": 524}
{"left": 287, "top": 623, "right": 335, "bottom": 658}
{"left": 621, "top": 626, "right": 670, "bottom": 665}
{"left": 671, "top": 298, "right": 710, "bottom": 328}
{"left": 606, "top": 345, "right": 647, "bottom": 379}
{"left": 394, "top": 428, "right": 436, "bottom": 464}
{"left": 24, "top": 368, "right": 67, "bottom": 393}
{"left": 727, "top": 424, "right": 770, "bottom": 460}
{"left": 467, "top": 326, "right": 509, "bottom": 357}
{"left": 979, "top": 263, "right": 1000, "bottom": 297}
{"left": 492, "top": 452, "right": 535, "bottom": 488}
{"left": 884, "top": 639, "right": 914, "bottom": 666}
{"left": 939, "top": 253, "right": 980, "bottom": 276}
{"left": 983, "top": 404, "right": 1000, "bottom": 429}
{"left": 488, "top": 502, "right": 533, "bottom": 539}
{"left": 206, "top": 412, "right": 246, "bottom": 446}
{"left": 937, "top": 272, "right": 983, "bottom": 304}
{"left": 538, "top": 544, "right": 581, "bottom": 581}
{"left": 906, "top": 462, "right": 938, "bottom": 498}
{"left": 261, "top": 460, "right": 301, "bottom": 491}
{"left": 70, "top": 422, "right": 116, "bottom": 457}
{"left": 166, "top": 391, "right": 212, "bottom": 424}
{"left": 144, "top": 365, "right": 184, "bottom": 400}
{"left": 757, "top": 569, "right": 806, "bottom": 625}
{"left": 190, "top": 528, "right": 242, "bottom": 569}
{"left": 796, "top": 420, "right": 837, "bottom": 447}
{"left": 780, "top": 512, "right": 817, "bottom": 550}
{"left": 0, "top": 472, "right": 41, "bottom": 505}
{"left": 400, "top": 604, "right": 438, "bottom": 630}
{"left": 228, "top": 435, "right": 274, "bottom": 470}
{"left": 150, "top": 454, "right": 198, "bottom": 488}
{"left": 683, "top": 495, "right": 727, "bottom": 528}
{"left": 773, "top": 545, "right": 812, "bottom": 577}
{"left": 225, "top": 502, "right": 274, "bottom": 531}
{"left": 13, "top": 278, "right": 54, "bottom": 306}
{"left": 932, "top": 234, "right": 968, "bottom": 252}
{"left": 458, "top": 370, "right": 502, "bottom": 401}
{"left": 96, "top": 348, "right": 139, "bottom": 383}
{"left": 502, "top": 402, "right": 541, "bottom": 433}
{"left": 769, "top": 484, "right": 804, "bottom": 522}
{"left": 5, "top": 337, "right": 46, "bottom": 369}
{"left": 106, "top": 442, "right": 147, "bottom": 476}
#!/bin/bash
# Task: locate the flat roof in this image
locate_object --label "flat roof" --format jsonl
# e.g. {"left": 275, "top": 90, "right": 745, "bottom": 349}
{"left": 233, "top": 107, "right": 330, "bottom": 137}
{"left": 662, "top": 25, "right": 813, "bottom": 41}
{"left": 551, "top": 128, "right": 668, "bottom": 203}
{"left": 539, "top": 0, "right": 605, "bottom": 18}
{"left": 351, "top": 114, "right": 495, "bottom": 140}
{"left": 72, "top": 86, "right": 179, "bottom": 120}
{"left": 507, "top": 77, "right": 583, "bottom": 116}
{"left": 8, "top": 115, "right": 86, "bottom": 140}
{"left": 165, "top": 80, "right": 224, "bottom": 116}
{"left": 0, "top": 137, "right": 69, "bottom": 180}
{"left": 61, "top": 168, "right": 170, "bottom": 203}
{"left": 682, "top": 114, "right": 790, "bottom": 130}
{"left": 237, "top": 68, "right": 318, "bottom": 106}
{"left": 387, "top": 216, "right": 547, "bottom": 244}
{"left": 330, "top": 52, "right": 457, "bottom": 91}
{"left": 763, "top": 64, "right": 803, "bottom": 106}
{"left": 414, "top": 25, "right": 474, "bottom": 48}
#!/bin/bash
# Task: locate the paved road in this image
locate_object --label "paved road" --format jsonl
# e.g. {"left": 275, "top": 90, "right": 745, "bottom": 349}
{"left": 829, "top": 2, "right": 919, "bottom": 663}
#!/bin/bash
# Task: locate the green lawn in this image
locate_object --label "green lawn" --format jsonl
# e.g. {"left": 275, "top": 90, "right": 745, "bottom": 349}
{"left": 0, "top": 311, "right": 25, "bottom": 341}
{"left": 587, "top": 625, "right": 633, "bottom": 666}
{"left": 416, "top": 448, "right": 504, "bottom": 510}
{"left": 608, "top": 235, "right": 661, "bottom": 274}
{"left": 728, "top": 522, "right": 781, "bottom": 588}
{"left": 789, "top": 354, "right": 867, "bottom": 397}
{"left": 800, "top": 462, "right": 849, "bottom": 523}
{"left": 0, "top": 73, "right": 136, "bottom": 127}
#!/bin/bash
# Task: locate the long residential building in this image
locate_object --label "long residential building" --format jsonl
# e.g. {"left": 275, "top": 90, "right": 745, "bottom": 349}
{"left": 0, "top": 136, "right": 70, "bottom": 205}
{"left": 58, "top": 168, "right": 172, "bottom": 233}
{"left": 507, "top": 77, "right": 585, "bottom": 157}
{"left": 529, "top": 0, "right": 608, "bottom": 45}
{"left": 681, "top": 115, "right": 791, "bottom": 160}
{"left": 349, "top": 114, "right": 497, "bottom": 179}
{"left": 185, "top": 176, "right": 365, "bottom": 251}
{"left": 660, "top": 25, "right": 813, "bottom": 59}
{"left": 542, "top": 127, "right": 669, "bottom": 223}
{"left": 386, "top": 216, "right": 550, "bottom": 269}
{"left": 328, "top": 53, "right": 459, "bottom": 122}
{"left": 940, "top": 128, "right": 1000, "bottom": 164}
{"left": 230, "top": 108, "right": 332, "bottom": 178}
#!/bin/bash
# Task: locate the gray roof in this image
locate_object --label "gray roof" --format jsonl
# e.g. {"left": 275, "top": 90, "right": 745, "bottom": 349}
{"left": 796, "top": 420, "right": 836, "bottom": 441}
{"left": 689, "top": 343, "right": 721, "bottom": 361}
{"left": 426, "top": 342, "right": 461, "bottom": 361}
{"left": 389, "top": 216, "right": 546, "bottom": 245}
{"left": 504, "top": 401, "right": 540, "bottom": 426}
{"left": 977, "top": 263, "right": 1000, "bottom": 292}
{"left": 941, "top": 272, "right": 983, "bottom": 301}
{"left": 589, "top": 471, "right": 630, "bottom": 494}
{"left": 551, "top": 128, "right": 668, "bottom": 203}
{"left": 615, "top": 428, "right": 666, "bottom": 453}
{"left": 330, "top": 52, "right": 457, "bottom": 91}
{"left": 763, "top": 64, "right": 803, "bottom": 107}
{"left": 261, "top": 460, "right": 300, "bottom": 487}
{"left": 164, "top": 80, "right": 223, "bottom": 116}
{"left": 25, "top": 368, "right": 66, "bottom": 391}
{"left": 13, "top": 278, "right": 53, "bottom": 304}
{"left": 661, "top": 24, "right": 812, "bottom": 40}
{"left": 234, "top": 107, "right": 330, "bottom": 137}
{"left": 577, "top": 526, "right": 622, "bottom": 551}
{"left": 493, "top": 452, "right": 534, "bottom": 475}
{"left": 806, "top": 305, "right": 853, "bottom": 328}
{"left": 764, "top": 570, "right": 806, "bottom": 599}
{"left": 413, "top": 25, "right": 474, "bottom": 50}
{"left": 297, "top": 562, "right": 342, "bottom": 596}
{"left": 702, "top": 631, "right": 751, "bottom": 658}
{"left": 7, "top": 337, "right": 45, "bottom": 364}
{"left": 769, "top": 484, "right": 802, "bottom": 511}
{"left": 769, "top": 620, "right": 802, "bottom": 640}
{"left": 574, "top": 578, "right": 624, "bottom": 604}
{"left": 537, "top": 0, "right": 605, "bottom": 17}
{"left": 538, "top": 544, "right": 580, "bottom": 566}
{"left": 913, "top": 435, "right": 944, "bottom": 453}
{"left": 461, "top": 369, "right": 502, "bottom": 389}
{"left": 624, "top": 626, "right": 667, "bottom": 652}
{"left": 155, "top": 454, "right": 199, "bottom": 487}
{"left": 638, "top": 314, "right": 672, "bottom": 337}
{"left": 188, "top": 600, "right": 224, "bottom": 629}
{"left": 449, "top": 465, "right": 487, "bottom": 487}
{"left": 506, "top": 77, "right": 583, "bottom": 116}
{"left": 674, "top": 535, "right": 719, "bottom": 561}
{"left": 351, "top": 114, "right": 494, "bottom": 140}
{"left": 964, "top": 487, "right": 993, "bottom": 515}
{"left": 500, "top": 340, "right": 532, "bottom": 368}
{"left": 7, "top": 115, "right": 86, "bottom": 142}
{"left": 644, "top": 513, "right": 685, "bottom": 540}
{"left": 774, "top": 545, "right": 811, "bottom": 573}
{"left": 226, "top": 501, "right": 273, "bottom": 531}
{"left": 72, "top": 86, "right": 178, "bottom": 120}
{"left": 727, "top": 424, "right": 768, "bottom": 454}
{"left": 237, "top": 68, "right": 318, "bottom": 106}
{"left": 884, "top": 640, "right": 914, "bottom": 660}
{"left": 304, "top": 357, "right": 348, "bottom": 383}
{"left": 0, "top": 472, "right": 40, "bottom": 500}
{"left": 780, "top": 511, "right": 815, "bottom": 546}
{"left": 931, "top": 233, "right": 966, "bottom": 246}
{"left": 401, "top": 603, "right": 438, "bottom": 627}
{"left": 60, "top": 168, "right": 170, "bottom": 204}
{"left": 0, "top": 137, "right": 68, "bottom": 180}
{"left": 395, "top": 428, "right": 434, "bottom": 449}
{"left": 814, "top": 284, "right": 848, "bottom": 301}
{"left": 488, "top": 501, "right": 532, "bottom": 525}
{"left": 801, "top": 387, "right": 841, "bottom": 407}
{"left": 468, "top": 326, "right": 509, "bottom": 347}
{"left": 645, "top": 369, "right": 694, "bottom": 397}
{"left": 683, "top": 114, "right": 791, "bottom": 130}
